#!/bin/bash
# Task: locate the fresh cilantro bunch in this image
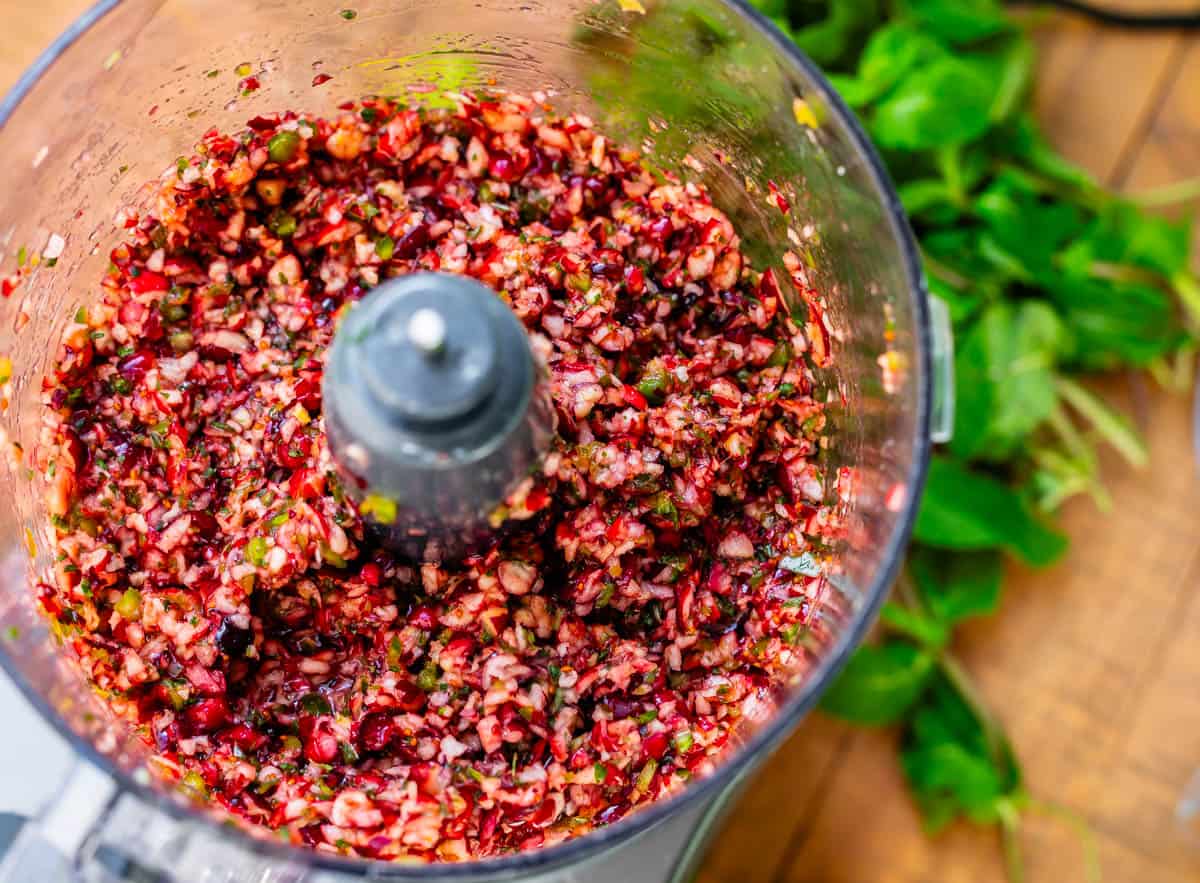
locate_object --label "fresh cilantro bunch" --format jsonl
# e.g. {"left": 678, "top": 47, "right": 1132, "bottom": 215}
{"left": 768, "top": 0, "right": 1196, "bottom": 876}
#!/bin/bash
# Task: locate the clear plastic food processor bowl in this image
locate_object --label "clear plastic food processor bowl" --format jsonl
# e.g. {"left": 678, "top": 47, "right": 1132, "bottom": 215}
{"left": 0, "top": 1, "right": 947, "bottom": 880}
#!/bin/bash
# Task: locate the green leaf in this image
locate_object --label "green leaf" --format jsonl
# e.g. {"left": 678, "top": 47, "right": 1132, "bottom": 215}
{"left": 787, "top": 0, "right": 885, "bottom": 68}
{"left": 855, "top": 23, "right": 947, "bottom": 102}
{"left": 902, "top": 671, "right": 1023, "bottom": 830}
{"left": 950, "top": 301, "right": 1065, "bottom": 460}
{"left": 897, "top": 0, "right": 1013, "bottom": 45}
{"left": 1004, "top": 114, "right": 1099, "bottom": 193}
{"left": 974, "top": 172, "right": 1087, "bottom": 282}
{"left": 1059, "top": 200, "right": 1192, "bottom": 281}
{"left": 825, "top": 72, "right": 876, "bottom": 107}
{"left": 899, "top": 179, "right": 958, "bottom": 218}
{"left": 909, "top": 546, "right": 1003, "bottom": 625}
{"left": 869, "top": 56, "right": 995, "bottom": 150}
{"left": 880, "top": 601, "right": 949, "bottom": 648}
{"left": 925, "top": 274, "right": 982, "bottom": 326}
{"left": 820, "top": 640, "right": 936, "bottom": 725}
{"left": 905, "top": 739, "right": 1007, "bottom": 827}
{"left": 915, "top": 456, "right": 1067, "bottom": 566}
{"left": 1048, "top": 275, "right": 1181, "bottom": 369}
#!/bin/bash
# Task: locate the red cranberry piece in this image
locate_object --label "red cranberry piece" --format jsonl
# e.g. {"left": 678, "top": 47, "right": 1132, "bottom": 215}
{"left": 642, "top": 731, "right": 669, "bottom": 761}
{"left": 393, "top": 223, "right": 429, "bottom": 259}
{"left": 547, "top": 205, "right": 573, "bottom": 232}
{"left": 359, "top": 563, "right": 382, "bottom": 587}
{"left": 624, "top": 264, "right": 645, "bottom": 295}
{"left": 646, "top": 216, "right": 673, "bottom": 243}
{"left": 408, "top": 605, "right": 437, "bottom": 631}
{"left": 274, "top": 435, "right": 309, "bottom": 470}
{"left": 196, "top": 343, "right": 235, "bottom": 363}
{"left": 529, "top": 797, "right": 560, "bottom": 828}
{"left": 357, "top": 711, "right": 397, "bottom": 753}
{"left": 62, "top": 428, "right": 88, "bottom": 472}
{"left": 395, "top": 680, "right": 427, "bottom": 713}
{"left": 304, "top": 722, "right": 339, "bottom": 764}
{"left": 215, "top": 618, "right": 252, "bottom": 657}
{"left": 189, "top": 510, "right": 220, "bottom": 540}
{"left": 223, "top": 723, "right": 268, "bottom": 751}
{"left": 115, "top": 347, "right": 154, "bottom": 379}
{"left": 288, "top": 468, "right": 325, "bottom": 500}
{"left": 292, "top": 372, "right": 323, "bottom": 410}
{"left": 488, "top": 152, "right": 523, "bottom": 183}
{"left": 185, "top": 697, "right": 229, "bottom": 733}
{"left": 298, "top": 824, "right": 324, "bottom": 847}
{"left": 127, "top": 270, "right": 169, "bottom": 294}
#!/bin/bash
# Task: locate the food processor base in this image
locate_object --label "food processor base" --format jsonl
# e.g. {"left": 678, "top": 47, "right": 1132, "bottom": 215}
{"left": 0, "top": 669, "right": 739, "bottom": 883}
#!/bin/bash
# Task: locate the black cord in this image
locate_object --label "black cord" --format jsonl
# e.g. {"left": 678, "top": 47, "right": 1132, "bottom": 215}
{"left": 1008, "top": 0, "right": 1200, "bottom": 28}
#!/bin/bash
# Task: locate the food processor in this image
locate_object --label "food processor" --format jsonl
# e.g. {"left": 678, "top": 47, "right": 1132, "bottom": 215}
{"left": 0, "top": 0, "right": 952, "bottom": 880}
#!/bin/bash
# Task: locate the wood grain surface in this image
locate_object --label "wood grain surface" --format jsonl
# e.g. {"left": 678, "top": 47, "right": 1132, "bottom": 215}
{"left": 2, "top": 4, "right": 1198, "bottom": 882}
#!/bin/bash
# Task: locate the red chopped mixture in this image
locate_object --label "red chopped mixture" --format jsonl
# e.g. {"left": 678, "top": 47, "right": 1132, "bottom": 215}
{"left": 37, "top": 92, "right": 840, "bottom": 862}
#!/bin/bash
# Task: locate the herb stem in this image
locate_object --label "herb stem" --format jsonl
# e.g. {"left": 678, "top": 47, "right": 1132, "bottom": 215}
{"left": 937, "top": 146, "right": 969, "bottom": 210}
{"left": 1170, "top": 269, "right": 1200, "bottom": 328}
{"left": 1027, "top": 798, "right": 1102, "bottom": 883}
{"left": 937, "top": 652, "right": 1007, "bottom": 762}
{"left": 1044, "top": 405, "right": 1095, "bottom": 467}
{"left": 996, "top": 161, "right": 1108, "bottom": 212}
{"left": 998, "top": 799, "right": 1027, "bottom": 883}
{"left": 1084, "top": 260, "right": 1162, "bottom": 288}
{"left": 1054, "top": 377, "right": 1148, "bottom": 468}
{"left": 921, "top": 250, "right": 973, "bottom": 290}
{"left": 1126, "top": 175, "right": 1200, "bottom": 208}
{"left": 894, "top": 568, "right": 924, "bottom": 613}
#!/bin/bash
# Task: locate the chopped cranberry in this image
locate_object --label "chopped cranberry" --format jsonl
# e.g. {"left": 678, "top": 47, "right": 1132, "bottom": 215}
{"left": 215, "top": 619, "right": 252, "bottom": 657}
{"left": 41, "top": 93, "right": 837, "bottom": 864}
{"left": 127, "top": 270, "right": 169, "bottom": 293}
{"left": 117, "top": 349, "right": 155, "bottom": 382}
{"left": 394, "top": 680, "right": 427, "bottom": 713}
{"left": 356, "top": 711, "right": 397, "bottom": 753}
{"left": 185, "top": 697, "right": 229, "bottom": 733}
{"left": 642, "top": 731, "right": 669, "bottom": 761}
{"left": 222, "top": 723, "right": 268, "bottom": 751}
{"left": 304, "top": 721, "right": 339, "bottom": 764}
{"left": 408, "top": 605, "right": 437, "bottom": 630}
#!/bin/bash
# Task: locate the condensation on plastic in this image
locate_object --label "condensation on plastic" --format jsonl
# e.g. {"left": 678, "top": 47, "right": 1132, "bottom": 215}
{"left": 0, "top": 1, "right": 931, "bottom": 880}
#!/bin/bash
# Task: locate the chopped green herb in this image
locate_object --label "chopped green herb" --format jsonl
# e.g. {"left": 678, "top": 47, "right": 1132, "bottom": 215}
{"left": 267, "top": 130, "right": 302, "bottom": 164}
{"left": 299, "top": 692, "right": 332, "bottom": 716}
{"left": 634, "top": 708, "right": 658, "bottom": 725}
{"left": 115, "top": 588, "right": 142, "bottom": 621}
{"left": 244, "top": 536, "right": 268, "bottom": 566}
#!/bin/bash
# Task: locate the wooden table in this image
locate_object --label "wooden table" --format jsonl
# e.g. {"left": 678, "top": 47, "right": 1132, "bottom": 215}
{"left": 3, "top": 5, "right": 1199, "bottom": 882}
